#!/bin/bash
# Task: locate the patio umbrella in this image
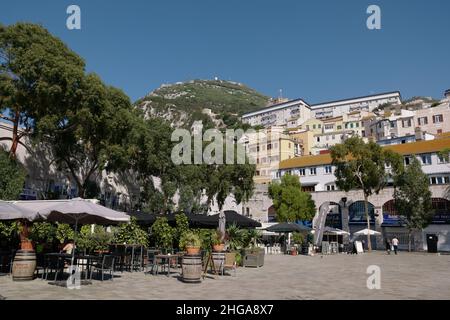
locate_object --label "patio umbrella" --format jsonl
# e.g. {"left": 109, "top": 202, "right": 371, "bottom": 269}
{"left": 0, "top": 201, "right": 40, "bottom": 221}
{"left": 266, "top": 222, "right": 312, "bottom": 233}
{"left": 323, "top": 226, "right": 350, "bottom": 242}
{"left": 13, "top": 198, "right": 130, "bottom": 266}
{"left": 353, "top": 228, "right": 382, "bottom": 236}
{"left": 266, "top": 223, "right": 312, "bottom": 253}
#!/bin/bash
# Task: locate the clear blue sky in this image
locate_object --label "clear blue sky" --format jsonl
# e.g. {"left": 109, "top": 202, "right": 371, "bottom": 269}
{"left": 1, "top": 0, "right": 449, "bottom": 103}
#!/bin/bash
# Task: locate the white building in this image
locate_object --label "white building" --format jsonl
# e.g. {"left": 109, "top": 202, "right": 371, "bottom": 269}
{"left": 241, "top": 99, "right": 312, "bottom": 128}
{"left": 311, "top": 92, "right": 402, "bottom": 119}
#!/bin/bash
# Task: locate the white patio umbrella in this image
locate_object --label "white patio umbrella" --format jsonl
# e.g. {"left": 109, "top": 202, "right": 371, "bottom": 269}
{"left": 0, "top": 201, "right": 40, "bottom": 221}
{"left": 353, "top": 228, "right": 382, "bottom": 236}
{"left": 13, "top": 198, "right": 130, "bottom": 266}
{"left": 323, "top": 226, "right": 350, "bottom": 242}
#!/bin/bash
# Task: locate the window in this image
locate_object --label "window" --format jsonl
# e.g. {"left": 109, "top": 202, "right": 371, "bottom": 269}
{"left": 326, "top": 185, "right": 336, "bottom": 191}
{"left": 310, "top": 168, "right": 317, "bottom": 175}
{"left": 318, "top": 124, "right": 322, "bottom": 128}
{"left": 402, "top": 119, "right": 412, "bottom": 128}
{"left": 350, "top": 123, "right": 354, "bottom": 129}
{"left": 317, "top": 137, "right": 320, "bottom": 142}
{"left": 356, "top": 122, "right": 359, "bottom": 128}
{"left": 299, "top": 169, "right": 306, "bottom": 176}
{"left": 267, "top": 143, "right": 272, "bottom": 150}
{"left": 433, "top": 114, "right": 444, "bottom": 123}
{"left": 390, "top": 122, "right": 395, "bottom": 128}
{"left": 418, "top": 117, "right": 428, "bottom": 126}
{"left": 404, "top": 156, "right": 411, "bottom": 166}
{"left": 246, "top": 207, "right": 250, "bottom": 217}
{"left": 325, "top": 165, "right": 332, "bottom": 174}
{"left": 438, "top": 155, "right": 448, "bottom": 164}
{"left": 337, "top": 125, "right": 342, "bottom": 130}
{"left": 313, "top": 125, "right": 316, "bottom": 129}
{"left": 421, "top": 154, "right": 432, "bottom": 165}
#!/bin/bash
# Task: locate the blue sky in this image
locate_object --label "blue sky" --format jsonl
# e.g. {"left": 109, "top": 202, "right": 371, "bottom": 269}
{"left": 1, "top": 0, "right": 449, "bottom": 103}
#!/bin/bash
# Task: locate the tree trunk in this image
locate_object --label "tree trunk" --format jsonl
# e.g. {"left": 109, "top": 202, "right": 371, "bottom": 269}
{"left": 364, "top": 194, "right": 372, "bottom": 252}
{"left": 9, "top": 110, "right": 20, "bottom": 159}
{"left": 408, "top": 230, "right": 412, "bottom": 252}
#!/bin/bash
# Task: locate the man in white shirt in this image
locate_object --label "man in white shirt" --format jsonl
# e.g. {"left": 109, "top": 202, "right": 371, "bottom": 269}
{"left": 391, "top": 236, "right": 399, "bottom": 255}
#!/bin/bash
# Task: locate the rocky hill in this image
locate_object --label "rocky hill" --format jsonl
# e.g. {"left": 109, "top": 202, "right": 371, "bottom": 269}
{"left": 135, "top": 80, "right": 270, "bottom": 128}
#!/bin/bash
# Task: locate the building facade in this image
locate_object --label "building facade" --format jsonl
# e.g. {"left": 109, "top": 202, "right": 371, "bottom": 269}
{"left": 311, "top": 92, "right": 402, "bottom": 119}
{"left": 241, "top": 99, "right": 311, "bottom": 128}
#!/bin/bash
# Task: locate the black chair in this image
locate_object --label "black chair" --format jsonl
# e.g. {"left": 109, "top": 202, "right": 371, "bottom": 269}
{"left": 0, "top": 251, "right": 14, "bottom": 276}
{"left": 91, "top": 255, "right": 115, "bottom": 281}
{"left": 132, "top": 246, "right": 144, "bottom": 272}
{"left": 145, "top": 249, "right": 164, "bottom": 275}
{"left": 44, "top": 254, "right": 64, "bottom": 281}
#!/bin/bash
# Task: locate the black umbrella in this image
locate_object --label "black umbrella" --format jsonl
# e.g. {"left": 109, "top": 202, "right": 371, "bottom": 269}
{"left": 266, "top": 222, "right": 312, "bottom": 233}
{"left": 206, "top": 211, "right": 262, "bottom": 228}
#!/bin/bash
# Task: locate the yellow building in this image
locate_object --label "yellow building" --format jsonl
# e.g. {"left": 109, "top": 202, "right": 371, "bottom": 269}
{"left": 298, "top": 118, "right": 324, "bottom": 135}
{"left": 244, "top": 126, "right": 299, "bottom": 184}
{"left": 288, "top": 130, "right": 315, "bottom": 156}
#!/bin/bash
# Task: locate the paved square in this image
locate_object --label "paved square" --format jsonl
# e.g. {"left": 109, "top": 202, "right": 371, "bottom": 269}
{"left": 1, "top": 252, "right": 449, "bottom": 300}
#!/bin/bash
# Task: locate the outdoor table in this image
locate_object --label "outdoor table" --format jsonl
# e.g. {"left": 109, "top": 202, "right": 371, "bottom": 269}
{"left": 155, "top": 253, "right": 182, "bottom": 277}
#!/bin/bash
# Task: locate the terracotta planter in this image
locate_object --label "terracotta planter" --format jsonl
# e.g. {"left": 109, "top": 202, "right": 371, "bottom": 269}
{"left": 291, "top": 248, "right": 298, "bottom": 256}
{"left": 20, "top": 240, "right": 33, "bottom": 251}
{"left": 213, "top": 244, "right": 225, "bottom": 252}
{"left": 186, "top": 246, "right": 201, "bottom": 255}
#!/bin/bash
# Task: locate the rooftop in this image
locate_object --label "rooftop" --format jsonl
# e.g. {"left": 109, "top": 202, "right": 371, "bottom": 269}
{"left": 279, "top": 136, "right": 450, "bottom": 169}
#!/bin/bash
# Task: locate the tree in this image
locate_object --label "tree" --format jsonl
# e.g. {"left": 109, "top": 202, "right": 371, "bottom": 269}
{"left": 394, "top": 157, "right": 433, "bottom": 251}
{"left": 268, "top": 174, "right": 316, "bottom": 223}
{"left": 0, "top": 147, "right": 26, "bottom": 200}
{"left": 331, "top": 136, "right": 403, "bottom": 251}
{"left": 44, "top": 74, "right": 136, "bottom": 198}
{"left": 0, "top": 23, "right": 85, "bottom": 158}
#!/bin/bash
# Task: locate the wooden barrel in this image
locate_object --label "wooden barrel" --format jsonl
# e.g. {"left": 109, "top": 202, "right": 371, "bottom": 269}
{"left": 212, "top": 252, "right": 225, "bottom": 273}
{"left": 12, "top": 250, "right": 36, "bottom": 281}
{"left": 181, "top": 255, "right": 202, "bottom": 283}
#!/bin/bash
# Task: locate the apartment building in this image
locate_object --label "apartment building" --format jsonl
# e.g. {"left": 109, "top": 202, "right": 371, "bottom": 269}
{"left": 241, "top": 99, "right": 311, "bottom": 128}
{"left": 311, "top": 92, "right": 402, "bottom": 119}
{"left": 243, "top": 126, "right": 299, "bottom": 184}
{"left": 287, "top": 129, "right": 315, "bottom": 156}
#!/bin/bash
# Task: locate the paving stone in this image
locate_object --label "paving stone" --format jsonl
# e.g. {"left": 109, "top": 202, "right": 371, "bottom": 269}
{"left": 0, "top": 252, "right": 449, "bottom": 300}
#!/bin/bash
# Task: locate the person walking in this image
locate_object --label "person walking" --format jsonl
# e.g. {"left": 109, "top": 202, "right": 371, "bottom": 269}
{"left": 385, "top": 238, "right": 391, "bottom": 255}
{"left": 392, "top": 236, "right": 399, "bottom": 255}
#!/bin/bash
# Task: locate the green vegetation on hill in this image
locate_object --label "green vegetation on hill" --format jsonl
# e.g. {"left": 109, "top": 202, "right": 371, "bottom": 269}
{"left": 135, "top": 79, "right": 270, "bottom": 128}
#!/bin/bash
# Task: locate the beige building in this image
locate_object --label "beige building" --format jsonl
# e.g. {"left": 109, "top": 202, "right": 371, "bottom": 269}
{"left": 288, "top": 129, "right": 315, "bottom": 156}
{"left": 244, "top": 126, "right": 299, "bottom": 184}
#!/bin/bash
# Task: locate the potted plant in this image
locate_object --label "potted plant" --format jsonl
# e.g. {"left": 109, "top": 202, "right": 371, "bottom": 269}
{"left": 179, "top": 231, "right": 201, "bottom": 255}
{"left": 211, "top": 231, "right": 225, "bottom": 252}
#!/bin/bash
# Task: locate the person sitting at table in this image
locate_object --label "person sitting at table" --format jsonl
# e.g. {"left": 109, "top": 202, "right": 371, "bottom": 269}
{"left": 62, "top": 240, "right": 75, "bottom": 255}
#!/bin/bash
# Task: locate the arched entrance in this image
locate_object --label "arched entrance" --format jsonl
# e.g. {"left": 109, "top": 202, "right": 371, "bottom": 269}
{"left": 348, "top": 201, "right": 377, "bottom": 249}
{"left": 349, "top": 201, "right": 375, "bottom": 225}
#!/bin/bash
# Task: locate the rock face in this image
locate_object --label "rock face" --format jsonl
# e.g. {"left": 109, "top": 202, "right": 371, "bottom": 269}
{"left": 135, "top": 79, "right": 270, "bottom": 128}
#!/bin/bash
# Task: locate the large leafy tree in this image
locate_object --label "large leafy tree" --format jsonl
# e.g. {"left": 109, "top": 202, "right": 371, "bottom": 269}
{"left": 0, "top": 23, "right": 85, "bottom": 158}
{"left": 0, "top": 147, "right": 26, "bottom": 200}
{"left": 394, "top": 157, "right": 433, "bottom": 251}
{"left": 331, "top": 136, "right": 403, "bottom": 251}
{"left": 268, "top": 174, "right": 316, "bottom": 223}
{"left": 43, "top": 73, "right": 136, "bottom": 198}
